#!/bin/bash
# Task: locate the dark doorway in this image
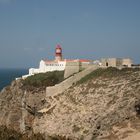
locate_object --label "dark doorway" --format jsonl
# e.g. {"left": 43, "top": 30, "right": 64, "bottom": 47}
{"left": 106, "top": 62, "right": 108, "bottom": 67}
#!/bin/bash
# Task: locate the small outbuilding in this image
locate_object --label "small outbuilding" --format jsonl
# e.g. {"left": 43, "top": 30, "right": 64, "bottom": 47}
{"left": 101, "top": 58, "right": 133, "bottom": 68}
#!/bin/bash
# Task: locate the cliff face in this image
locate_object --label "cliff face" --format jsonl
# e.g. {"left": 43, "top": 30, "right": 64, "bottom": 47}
{"left": 0, "top": 68, "right": 140, "bottom": 140}
{"left": 0, "top": 80, "right": 46, "bottom": 134}
{"left": 33, "top": 68, "right": 140, "bottom": 140}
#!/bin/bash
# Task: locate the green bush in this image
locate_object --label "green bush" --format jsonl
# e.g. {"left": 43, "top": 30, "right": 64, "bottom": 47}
{"left": 23, "top": 71, "right": 64, "bottom": 88}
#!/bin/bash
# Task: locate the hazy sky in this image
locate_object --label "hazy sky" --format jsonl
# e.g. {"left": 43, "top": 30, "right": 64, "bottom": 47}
{"left": 0, "top": 0, "right": 140, "bottom": 68}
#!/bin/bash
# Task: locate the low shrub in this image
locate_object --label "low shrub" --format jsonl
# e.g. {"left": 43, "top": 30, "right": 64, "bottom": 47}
{"left": 23, "top": 71, "right": 64, "bottom": 88}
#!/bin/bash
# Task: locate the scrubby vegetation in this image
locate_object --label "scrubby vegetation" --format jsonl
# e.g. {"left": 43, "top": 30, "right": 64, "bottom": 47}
{"left": 0, "top": 126, "right": 72, "bottom": 140}
{"left": 0, "top": 126, "right": 45, "bottom": 140}
{"left": 77, "top": 67, "right": 140, "bottom": 84}
{"left": 23, "top": 71, "right": 64, "bottom": 88}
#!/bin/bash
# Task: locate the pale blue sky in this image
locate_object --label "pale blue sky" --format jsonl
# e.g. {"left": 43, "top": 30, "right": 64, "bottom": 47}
{"left": 0, "top": 0, "right": 140, "bottom": 68}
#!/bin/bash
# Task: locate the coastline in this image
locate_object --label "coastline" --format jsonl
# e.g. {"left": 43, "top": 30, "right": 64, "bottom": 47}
{"left": 0, "top": 68, "right": 28, "bottom": 91}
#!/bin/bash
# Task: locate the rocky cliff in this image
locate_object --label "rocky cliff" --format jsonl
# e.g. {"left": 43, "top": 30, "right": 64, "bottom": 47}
{"left": 0, "top": 68, "right": 140, "bottom": 140}
{"left": 0, "top": 79, "right": 46, "bottom": 139}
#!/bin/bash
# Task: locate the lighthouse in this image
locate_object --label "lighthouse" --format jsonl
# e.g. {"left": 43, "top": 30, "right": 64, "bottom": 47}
{"left": 55, "top": 44, "right": 62, "bottom": 61}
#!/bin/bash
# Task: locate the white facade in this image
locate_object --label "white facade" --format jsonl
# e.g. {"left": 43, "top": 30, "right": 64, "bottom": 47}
{"left": 40, "top": 60, "right": 66, "bottom": 72}
{"left": 28, "top": 60, "right": 66, "bottom": 76}
{"left": 29, "top": 68, "right": 40, "bottom": 75}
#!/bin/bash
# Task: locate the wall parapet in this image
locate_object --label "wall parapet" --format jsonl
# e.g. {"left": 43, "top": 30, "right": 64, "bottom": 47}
{"left": 46, "top": 65, "right": 99, "bottom": 97}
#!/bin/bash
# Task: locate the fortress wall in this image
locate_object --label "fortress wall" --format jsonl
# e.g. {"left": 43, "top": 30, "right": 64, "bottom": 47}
{"left": 100, "top": 59, "right": 106, "bottom": 67}
{"left": 116, "top": 59, "right": 122, "bottom": 67}
{"left": 107, "top": 58, "right": 117, "bottom": 67}
{"left": 101, "top": 58, "right": 122, "bottom": 67}
{"left": 64, "top": 61, "right": 80, "bottom": 78}
{"left": 46, "top": 65, "right": 99, "bottom": 97}
{"left": 101, "top": 58, "right": 133, "bottom": 68}
{"left": 122, "top": 58, "right": 133, "bottom": 67}
{"left": 81, "top": 62, "right": 91, "bottom": 70}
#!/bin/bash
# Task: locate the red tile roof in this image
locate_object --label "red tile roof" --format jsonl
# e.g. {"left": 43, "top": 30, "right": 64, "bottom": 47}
{"left": 42, "top": 59, "right": 91, "bottom": 64}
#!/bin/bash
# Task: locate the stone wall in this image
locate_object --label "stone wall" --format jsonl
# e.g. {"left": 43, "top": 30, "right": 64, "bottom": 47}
{"left": 81, "top": 62, "right": 92, "bottom": 70}
{"left": 122, "top": 58, "right": 133, "bottom": 67}
{"left": 64, "top": 61, "right": 80, "bottom": 78}
{"left": 101, "top": 58, "right": 133, "bottom": 68}
{"left": 101, "top": 58, "right": 117, "bottom": 67}
{"left": 46, "top": 65, "right": 99, "bottom": 97}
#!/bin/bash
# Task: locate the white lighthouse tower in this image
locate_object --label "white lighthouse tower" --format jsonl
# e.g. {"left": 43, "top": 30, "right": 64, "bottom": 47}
{"left": 55, "top": 44, "right": 62, "bottom": 61}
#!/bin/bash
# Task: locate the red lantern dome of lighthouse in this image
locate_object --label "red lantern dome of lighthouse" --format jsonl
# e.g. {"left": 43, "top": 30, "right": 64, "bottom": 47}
{"left": 55, "top": 44, "right": 62, "bottom": 61}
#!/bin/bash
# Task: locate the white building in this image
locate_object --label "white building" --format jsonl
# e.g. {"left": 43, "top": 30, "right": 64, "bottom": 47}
{"left": 21, "top": 44, "right": 92, "bottom": 79}
{"left": 29, "top": 60, "right": 66, "bottom": 75}
{"left": 19, "top": 45, "right": 134, "bottom": 80}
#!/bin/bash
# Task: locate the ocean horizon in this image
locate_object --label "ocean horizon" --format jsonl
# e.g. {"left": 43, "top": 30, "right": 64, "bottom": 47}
{"left": 0, "top": 68, "right": 28, "bottom": 91}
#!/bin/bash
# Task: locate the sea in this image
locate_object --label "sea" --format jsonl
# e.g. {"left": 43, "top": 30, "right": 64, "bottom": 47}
{"left": 0, "top": 68, "right": 28, "bottom": 91}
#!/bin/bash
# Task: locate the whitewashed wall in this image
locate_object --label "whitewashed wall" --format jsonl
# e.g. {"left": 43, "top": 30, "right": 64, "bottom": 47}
{"left": 39, "top": 60, "right": 66, "bottom": 72}
{"left": 28, "top": 60, "right": 66, "bottom": 76}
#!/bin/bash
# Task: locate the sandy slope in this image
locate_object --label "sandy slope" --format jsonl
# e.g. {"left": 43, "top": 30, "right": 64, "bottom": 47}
{"left": 123, "top": 132, "right": 140, "bottom": 140}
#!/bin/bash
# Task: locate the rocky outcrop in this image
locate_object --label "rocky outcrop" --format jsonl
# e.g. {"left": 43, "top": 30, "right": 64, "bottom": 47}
{"left": 33, "top": 68, "right": 140, "bottom": 140}
{"left": 0, "top": 80, "right": 46, "bottom": 134}
{"left": 0, "top": 68, "right": 140, "bottom": 140}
